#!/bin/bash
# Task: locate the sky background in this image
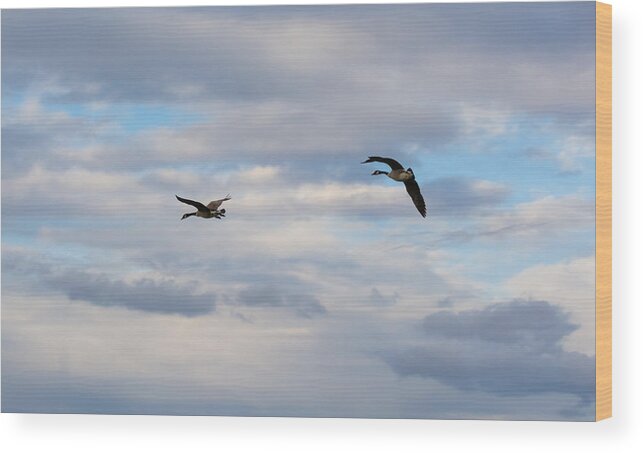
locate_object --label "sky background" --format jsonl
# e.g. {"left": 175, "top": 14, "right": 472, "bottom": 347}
{"left": 2, "top": 2, "right": 596, "bottom": 420}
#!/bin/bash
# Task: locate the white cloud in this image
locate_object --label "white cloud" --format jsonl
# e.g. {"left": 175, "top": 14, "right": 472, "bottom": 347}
{"left": 460, "top": 104, "right": 511, "bottom": 138}
{"left": 481, "top": 194, "right": 594, "bottom": 240}
{"left": 504, "top": 256, "right": 595, "bottom": 355}
{"left": 556, "top": 133, "right": 596, "bottom": 173}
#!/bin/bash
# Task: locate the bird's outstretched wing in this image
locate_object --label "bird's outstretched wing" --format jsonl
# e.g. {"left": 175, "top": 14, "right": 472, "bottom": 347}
{"left": 176, "top": 195, "right": 209, "bottom": 213}
{"left": 207, "top": 194, "right": 231, "bottom": 210}
{"left": 361, "top": 156, "right": 404, "bottom": 170}
{"left": 403, "top": 180, "right": 427, "bottom": 218}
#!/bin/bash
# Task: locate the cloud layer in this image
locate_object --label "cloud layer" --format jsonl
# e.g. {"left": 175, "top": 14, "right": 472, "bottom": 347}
{"left": 3, "top": 248, "right": 217, "bottom": 317}
{"left": 385, "top": 300, "right": 594, "bottom": 406}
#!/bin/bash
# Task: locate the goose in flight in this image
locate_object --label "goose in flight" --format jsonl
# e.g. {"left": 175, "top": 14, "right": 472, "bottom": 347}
{"left": 362, "top": 156, "right": 427, "bottom": 218}
{"left": 176, "top": 194, "right": 231, "bottom": 220}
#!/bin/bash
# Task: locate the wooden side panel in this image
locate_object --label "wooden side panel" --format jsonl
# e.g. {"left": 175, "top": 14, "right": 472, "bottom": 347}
{"left": 595, "top": 1, "right": 612, "bottom": 422}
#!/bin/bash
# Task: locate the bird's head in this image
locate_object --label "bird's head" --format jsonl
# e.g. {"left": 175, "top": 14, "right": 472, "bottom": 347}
{"left": 372, "top": 170, "right": 385, "bottom": 176}
{"left": 219, "top": 209, "right": 226, "bottom": 214}
{"left": 181, "top": 213, "right": 191, "bottom": 220}
{"left": 407, "top": 168, "right": 415, "bottom": 178}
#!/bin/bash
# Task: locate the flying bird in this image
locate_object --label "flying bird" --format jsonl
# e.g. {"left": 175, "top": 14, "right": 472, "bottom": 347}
{"left": 362, "top": 156, "right": 427, "bottom": 218}
{"left": 176, "top": 194, "right": 231, "bottom": 220}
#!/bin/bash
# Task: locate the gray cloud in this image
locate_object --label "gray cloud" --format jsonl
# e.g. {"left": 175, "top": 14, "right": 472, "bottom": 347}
{"left": 424, "top": 177, "right": 509, "bottom": 217}
{"left": 385, "top": 300, "right": 595, "bottom": 404}
{"left": 436, "top": 297, "right": 455, "bottom": 308}
{"left": 3, "top": 249, "right": 216, "bottom": 317}
{"left": 422, "top": 299, "right": 577, "bottom": 352}
{"left": 368, "top": 288, "right": 398, "bottom": 307}
{"left": 57, "top": 274, "right": 216, "bottom": 317}
{"left": 237, "top": 284, "right": 326, "bottom": 318}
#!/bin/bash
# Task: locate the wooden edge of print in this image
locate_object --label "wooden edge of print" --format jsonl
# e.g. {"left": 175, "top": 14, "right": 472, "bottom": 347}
{"left": 595, "top": 1, "right": 612, "bottom": 422}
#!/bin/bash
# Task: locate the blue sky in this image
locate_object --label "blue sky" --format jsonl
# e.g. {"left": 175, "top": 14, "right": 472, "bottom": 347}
{"left": 2, "top": 3, "right": 596, "bottom": 420}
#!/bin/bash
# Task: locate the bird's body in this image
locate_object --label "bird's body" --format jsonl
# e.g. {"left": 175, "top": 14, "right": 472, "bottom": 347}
{"left": 362, "top": 156, "right": 427, "bottom": 218}
{"left": 374, "top": 168, "right": 415, "bottom": 182}
{"left": 176, "top": 194, "right": 231, "bottom": 220}
{"left": 193, "top": 210, "right": 220, "bottom": 219}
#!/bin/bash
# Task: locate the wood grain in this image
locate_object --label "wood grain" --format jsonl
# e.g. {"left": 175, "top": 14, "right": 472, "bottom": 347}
{"left": 595, "top": 1, "right": 612, "bottom": 421}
